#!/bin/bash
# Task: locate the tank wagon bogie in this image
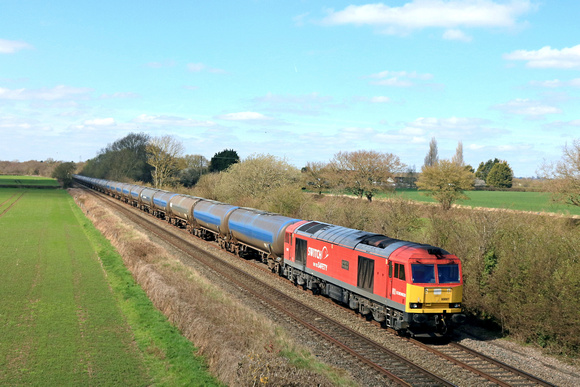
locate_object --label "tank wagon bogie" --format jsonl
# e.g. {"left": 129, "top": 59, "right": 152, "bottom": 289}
{"left": 72, "top": 175, "right": 465, "bottom": 336}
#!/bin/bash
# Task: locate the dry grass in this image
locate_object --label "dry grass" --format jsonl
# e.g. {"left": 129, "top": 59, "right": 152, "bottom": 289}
{"left": 70, "top": 189, "right": 339, "bottom": 386}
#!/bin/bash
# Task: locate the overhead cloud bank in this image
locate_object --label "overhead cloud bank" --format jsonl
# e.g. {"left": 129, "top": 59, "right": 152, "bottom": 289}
{"left": 0, "top": 85, "right": 92, "bottom": 100}
{"left": 504, "top": 44, "right": 580, "bottom": 69}
{"left": 0, "top": 38, "right": 32, "bottom": 53}
{"left": 322, "top": 0, "right": 534, "bottom": 38}
{"left": 216, "top": 112, "right": 271, "bottom": 121}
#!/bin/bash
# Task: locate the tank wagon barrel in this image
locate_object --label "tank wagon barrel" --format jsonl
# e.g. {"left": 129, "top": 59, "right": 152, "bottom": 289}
{"left": 228, "top": 208, "right": 299, "bottom": 258}
{"left": 193, "top": 201, "right": 238, "bottom": 237}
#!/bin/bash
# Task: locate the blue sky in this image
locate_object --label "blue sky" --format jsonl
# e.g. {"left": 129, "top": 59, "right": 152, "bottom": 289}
{"left": 1, "top": 0, "right": 579, "bottom": 177}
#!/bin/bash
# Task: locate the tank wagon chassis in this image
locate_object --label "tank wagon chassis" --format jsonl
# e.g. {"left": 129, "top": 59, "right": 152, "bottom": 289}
{"left": 74, "top": 175, "right": 465, "bottom": 336}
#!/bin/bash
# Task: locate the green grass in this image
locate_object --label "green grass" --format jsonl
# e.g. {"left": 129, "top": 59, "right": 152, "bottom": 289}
{"left": 0, "top": 188, "right": 220, "bottom": 385}
{"left": 388, "top": 189, "right": 580, "bottom": 216}
{"left": 0, "top": 175, "right": 59, "bottom": 186}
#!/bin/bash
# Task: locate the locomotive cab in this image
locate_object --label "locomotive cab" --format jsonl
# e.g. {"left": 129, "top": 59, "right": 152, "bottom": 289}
{"left": 394, "top": 248, "right": 466, "bottom": 335}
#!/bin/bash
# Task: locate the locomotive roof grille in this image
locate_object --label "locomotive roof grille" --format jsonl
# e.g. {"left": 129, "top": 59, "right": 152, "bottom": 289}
{"left": 298, "top": 222, "right": 330, "bottom": 234}
{"left": 359, "top": 235, "right": 401, "bottom": 249}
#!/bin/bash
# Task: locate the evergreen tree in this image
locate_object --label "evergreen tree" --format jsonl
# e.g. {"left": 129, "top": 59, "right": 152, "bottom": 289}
{"left": 475, "top": 158, "right": 500, "bottom": 183}
{"left": 209, "top": 149, "right": 239, "bottom": 172}
{"left": 487, "top": 161, "right": 513, "bottom": 188}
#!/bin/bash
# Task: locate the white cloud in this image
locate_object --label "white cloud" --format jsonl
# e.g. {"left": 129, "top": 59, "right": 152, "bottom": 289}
{"left": 442, "top": 28, "right": 472, "bottom": 42}
{"left": 370, "top": 96, "right": 391, "bottom": 103}
{"left": 529, "top": 78, "right": 580, "bottom": 88}
{"left": 145, "top": 60, "right": 176, "bottom": 68}
{"left": 322, "top": 0, "right": 533, "bottom": 35}
{"left": 493, "top": 98, "right": 562, "bottom": 118}
{"left": 0, "top": 116, "right": 35, "bottom": 130}
{"left": 467, "top": 143, "right": 486, "bottom": 150}
{"left": 216, "top": 112, "right": 270, "bottom": 121}
{"left": 84, "top": 118, "right": 116, "bottom": 126}
{"left": 187, "top": 63, "right": 205, "bottom": 72}
{"left": 0, "top": 85, "right": 92, "bottom": 100}
{"left": 100, "top": 92, "right": 140, "bottom": 99}
{"left": 0, "top": 38, "right": 32, "bottom": 53}
{"left": 504, "top": 44, "right": 580, "bottom": 69}
{"left": 251, "top": 92, "right": 335, "bottom": 116}
{"left": 133, "top": 114, "right": 215, "bottom": 127}
{"left": 369, "top": 70, "right": 434, "bottom": 87}
{"left": 187, "top": 62, "right": 225, "bottom": 73}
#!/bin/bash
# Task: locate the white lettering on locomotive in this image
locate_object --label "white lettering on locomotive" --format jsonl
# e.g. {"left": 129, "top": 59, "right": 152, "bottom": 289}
{"left": 393, "top": 289, "right": 406, "bottom": 298}
{"left": 313, "top": 262, "right": 328, "bottom": 271}
{"left": 307, "top": 246, "right": 329, "bottom": 260}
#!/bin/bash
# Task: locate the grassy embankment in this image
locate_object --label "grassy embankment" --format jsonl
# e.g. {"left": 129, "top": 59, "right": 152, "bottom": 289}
{"left": 0, "top": 175, "right": 60, "bottom": 187}
{"left": 0, "top": 187, "right": 220, "bottom": 385}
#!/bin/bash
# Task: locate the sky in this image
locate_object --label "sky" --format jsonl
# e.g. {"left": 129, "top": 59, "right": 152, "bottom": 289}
{"left": 1, "top": 0, "right": 579, "bottom": 177}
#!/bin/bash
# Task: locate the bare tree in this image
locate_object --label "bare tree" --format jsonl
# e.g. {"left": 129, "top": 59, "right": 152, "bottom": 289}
{"left": 424, "top": 137, "right": 439, "bottom": 168}
{"left": 302, "top": 161, "right": 331, "bottom": 195}
{"left": 146, "top": 135, "right": 185, "bottom": 188}
{"left": 179, "top": 154, "right": 209, "bottom": 187}
{"left": 452, "top": 141, "right": 464, "bottom": 166}
{"left": 540, "top": 139, "right": 580, "bottom": 206}
{"left": 329, "top": 150, "right": 405, "bottom": 202}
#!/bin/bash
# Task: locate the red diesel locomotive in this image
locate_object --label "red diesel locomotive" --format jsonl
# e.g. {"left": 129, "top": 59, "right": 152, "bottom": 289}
{"left": 282, "top": 220, "right": 465, "bottom": 335}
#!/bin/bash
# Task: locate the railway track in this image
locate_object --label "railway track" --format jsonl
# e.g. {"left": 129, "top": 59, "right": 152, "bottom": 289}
{"left": 83, "top": 186, "right": 557, "bottom": 386}
{"left": 409, "top": 338, "right": 555, "bottom": 386}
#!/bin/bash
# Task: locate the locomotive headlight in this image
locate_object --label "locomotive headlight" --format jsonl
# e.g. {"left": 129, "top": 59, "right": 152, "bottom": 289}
{"left": 449, "top": 303, "right": 461, "bottom": 309}
{"left": 410, "top": 303, "right": 422, "bottom": 309}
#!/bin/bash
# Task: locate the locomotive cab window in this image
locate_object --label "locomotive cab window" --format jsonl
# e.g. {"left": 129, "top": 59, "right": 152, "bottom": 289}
{"left": 411, "top": 264, "right": 435, "bottom": 284}
{"left": 438, "top": 263, "right": 460, "bottom": 284}
{"left": 394, "top": 263, "right": 405, "bottom": 281}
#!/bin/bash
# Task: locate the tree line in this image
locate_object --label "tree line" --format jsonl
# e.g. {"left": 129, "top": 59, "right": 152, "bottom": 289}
{"left": 79, "top": 133, "right": 240, "bottom": 188}
{"left": 3, "top": 132, "right": 577, "bottom": 210}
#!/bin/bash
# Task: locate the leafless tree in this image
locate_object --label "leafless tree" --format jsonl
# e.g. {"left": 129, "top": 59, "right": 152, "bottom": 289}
{"left": 452, "top": 141, "right": 464, "bottom": 166}
{"left": 424, "top": 137, "right": 439, "bottom": 168}
{"left": 540, "top": 139, "right": 580, "bottom": 206}
{"left": 302, "top": 161, "right": 331, "bottom": 195}
{"left": 146, "top": 135, "right": 184, "bottom": 188}
{"left": 329, "top": 150, "right": 405, "bottom": 202}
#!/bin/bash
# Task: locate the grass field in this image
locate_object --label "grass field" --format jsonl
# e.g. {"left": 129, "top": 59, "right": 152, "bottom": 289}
{"left": 386, "top": 189, "right": 580, "bottom": 216}
{"left": 0, "top": 188, "right": 219, "bottom": 385}
{"left": 0, "top": 175, "right": 59, "bottom": 187}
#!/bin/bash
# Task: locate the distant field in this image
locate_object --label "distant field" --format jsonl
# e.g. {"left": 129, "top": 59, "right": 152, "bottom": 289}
{"left": 0, "top": 175, "right": 59, "bottom": 187}
{"left": 0, "top": 188, "right": 218, "bottom": 385}
{"left": 389, "top": 189, "right": 580, "bottom": 216}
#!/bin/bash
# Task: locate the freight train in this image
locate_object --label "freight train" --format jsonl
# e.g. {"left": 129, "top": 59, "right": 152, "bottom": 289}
{"left": 73, "top": 175, "right": 466, "bottom": 336}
